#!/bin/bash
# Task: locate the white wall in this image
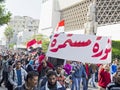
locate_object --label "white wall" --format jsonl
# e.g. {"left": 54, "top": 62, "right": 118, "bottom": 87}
{"left": 39, "top": 28, "right": 53, "bottom": 38}
{"left": 97, "top": 24, "right": 120, "bottom": 40}
{"left": 65, "top": 29, "right": 84, "bottom": 34}
{"left": 39, "top": 0, "right": 60, "bottom": 37}
{"left": 40, "top": 0, "right": 53, "bottom": 29}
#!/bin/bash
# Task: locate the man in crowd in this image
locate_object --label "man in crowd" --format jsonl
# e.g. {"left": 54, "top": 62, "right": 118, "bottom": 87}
{"left": 71, "top": 62, "right": 87, "bottom": 90}
{"left": 106, "top": 69, "right": 120, "bottom": 90}
{"left": 110, "top": 59, "right": 118, "bottom": 81}
{"left": 9, "top": 60, "right": 27, "bottom": 89}
{"left": 40, "top": 71, "right": 66, "bottom": 90}
{"left": 98, "top": 64, "right": 111, "bottom": 90}
{"left": 15, "top": 71, "right": 39, "bottom": 90}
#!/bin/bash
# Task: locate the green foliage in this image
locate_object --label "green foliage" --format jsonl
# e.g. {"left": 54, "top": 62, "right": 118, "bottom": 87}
{"left": 0, "top": 0, "right": 4, "bottom": 3}
{"left": 9, "top": 43, "right": 15, "bottom": 49}
{"left": 112, "top": 40, "right": 120, "bottom": 59}
{"left": 0, "top": 1, "right": 11, "bottom": 26}
{"left": 26, "top": 34, "right": 50, "bottom": 52}
{"left": 35, "top": 34, "right": 50, "bottom": 52}
{"left": 4, "top": 26, "right": 13, "bottom": 41}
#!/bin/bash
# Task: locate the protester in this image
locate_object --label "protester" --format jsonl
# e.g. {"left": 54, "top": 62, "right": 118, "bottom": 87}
{"left": 15, "top": 71, "right": 39, "bottom": 90}
{"left": 98, "top": 64, "right": 111, "bottom": 90}
{"left": 106, "top": 70, "right": 120, "bottom": 90}
{"left": 112, "top": 66, "right": 120, "bottom": 82}
{"left": 0, "top": 54, "right": 9, "bottom": 87}
{"left": 8, "top": 60, "right": 27, "bottom": 89}
{"left": 71, "top": 62, "right": 87, "bottom": 90}
{"left": 56, "top": 65, "right": 65, "bottom": 86}
{"left": 0, "top": 53, "right": 3, "bottom": 86}
{"left": 110, "top": 59, "right": 118, "bottom": 81}
{"left": 64, "top": 61, "right": 72, "bottom": 75}
{"left": 40, "top": 71, "right": 66, "bottom": 90}
{"left": 37, "top": 57, "right": 54, "bottom": 79}
{"left": 39, "top": 68, "right": 52, "bottom": 88}
{"left": 84, "top": 63, "right": 92, "bottom": 90}
{"left": 89, "top": 64, "right": 97, "bottom": 87}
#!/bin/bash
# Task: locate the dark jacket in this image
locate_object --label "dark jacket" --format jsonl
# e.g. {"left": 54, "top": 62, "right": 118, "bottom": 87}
{"left": 40, "top": 81, "right": 66, "bottom": 90}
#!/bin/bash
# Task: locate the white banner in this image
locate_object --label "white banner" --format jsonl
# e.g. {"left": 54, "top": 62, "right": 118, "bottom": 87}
{"left": 46, "top": 33, "right": 112, "bottom": 64}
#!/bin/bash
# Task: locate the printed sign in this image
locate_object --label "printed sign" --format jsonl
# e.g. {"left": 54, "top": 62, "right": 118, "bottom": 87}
{"left": 46, "top": 33, "right": 111, "bottom": 64}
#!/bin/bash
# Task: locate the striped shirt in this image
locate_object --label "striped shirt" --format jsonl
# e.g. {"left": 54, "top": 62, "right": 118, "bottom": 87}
{"left": 106, "top": 82, "right": 120, "bottom": 90}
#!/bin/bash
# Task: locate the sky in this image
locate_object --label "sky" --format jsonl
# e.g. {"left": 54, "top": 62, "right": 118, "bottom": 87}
{"left": 0, "top": 0, "right": 42, "bottom": 39}
{"left": 5, "top": 0, "right": 42, "bottom": 19}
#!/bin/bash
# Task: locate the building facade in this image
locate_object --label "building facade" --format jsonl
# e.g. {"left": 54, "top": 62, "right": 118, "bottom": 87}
{"left": 8, "top": 16, "right": 40, "bottom": 45}
{"left": 39, "top": 0, "right": 120, "bottom": 40}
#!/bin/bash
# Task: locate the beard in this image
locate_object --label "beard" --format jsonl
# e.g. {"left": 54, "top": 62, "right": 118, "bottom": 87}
{"left": 48, "top": 81, "right": 57, "bottom": 89}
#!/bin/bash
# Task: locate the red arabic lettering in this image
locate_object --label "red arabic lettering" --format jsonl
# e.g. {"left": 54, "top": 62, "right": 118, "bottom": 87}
{"left": 50, "top": 39, "right": 91, "bottom": 52}
{"left": 92, "top": 43, "right": 103, "bottom": 57}
{"left": 92, "top": 50, "right": 103, "bottom": 57}
{"left": 50, "top": 43, "right": 67, "bottom": 52}
{"left": 67, "top": 34, "right": 73, "bottom": 37}
{"left": 93, "top": 43, "right": 99, "bottom": 53}
{"left": 108, "top": 38, "right": 111, "bottom": 44}
{"left": 100, "top": 39, "right": 111, "bottom": 60}
{"left": 54, "top": 34, "right": 59, "bottom": 37}
{"left": 92, "top": 38, "right": 111, "bottom": 60}
{"left": 100, "top": 48, "right": 111, "bottom": 60}
{"left": 51, "top": 39, "right": 57, "bottom": 47}
{"left": 96, "top": 36, "right": 102, "bottom": 40}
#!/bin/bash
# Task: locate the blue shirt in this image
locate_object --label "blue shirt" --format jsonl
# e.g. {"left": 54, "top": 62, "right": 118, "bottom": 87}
{"left": 16, "top": 69, "right": 22, "bottom": 86}
{"left": 111, "top": 64, "right": 117, "bottom": 74}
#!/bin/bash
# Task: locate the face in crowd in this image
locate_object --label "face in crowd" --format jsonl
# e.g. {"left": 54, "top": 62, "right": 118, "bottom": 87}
{"left": 42, "top": 61, "right": 47, "bottom": 68}
{"left": 103, "top": 64, "right": 110, "bottom": 71}
{"left": 26, "top": 71, "right": 39, "bottom": 88}
{"left": 28, "top": 75, "right": 38, "bottom": 87}
{"left": 47, "top": 71, "right": 57, "bottom": 86}
{"left": 16, "top": 61, "right": 22, "bottom": 69}
{"left": 56, "top": 66, "right": 62, "bottom": 74}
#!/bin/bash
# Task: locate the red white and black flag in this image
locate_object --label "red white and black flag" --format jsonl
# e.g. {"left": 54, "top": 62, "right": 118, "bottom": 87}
{"left": 26, "top": 39, "right": 37, "bottom": 49}
{"left": 54, "top": 20, "right": 65, "bottom": 34}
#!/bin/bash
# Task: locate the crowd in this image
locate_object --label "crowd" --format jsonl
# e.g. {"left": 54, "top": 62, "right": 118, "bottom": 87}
{"left": 0, "top": 48, "right": 120, "bottom": 90}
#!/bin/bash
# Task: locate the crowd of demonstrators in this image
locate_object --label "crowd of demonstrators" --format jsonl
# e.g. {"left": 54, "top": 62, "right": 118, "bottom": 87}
{"left": 0, "top": 48, "right": 120, "bottom": 90}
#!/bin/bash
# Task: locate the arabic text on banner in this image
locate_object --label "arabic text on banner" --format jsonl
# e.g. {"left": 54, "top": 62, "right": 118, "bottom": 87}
{"left": 46, "top": 33, "right": 111, "bottom": 64}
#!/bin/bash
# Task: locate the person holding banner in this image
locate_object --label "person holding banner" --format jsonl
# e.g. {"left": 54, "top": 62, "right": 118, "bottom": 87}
{"left": 98, "top": 64, "right": 111, "bottom": 90}
{"left": 71, "top": 62, "right": 87, "bottom": 90}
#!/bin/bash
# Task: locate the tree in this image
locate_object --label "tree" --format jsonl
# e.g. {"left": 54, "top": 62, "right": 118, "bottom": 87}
{"left": 4, "top": 26, "right": 14, "bottom": 47}
{"left": 0, "top": 0, "right": 11, "bottom": 26}
{"left": 34, "top": 34, "right": 50, "bottom": 52}
{"left": 112, "top": 40, "right": 120, "bottom": 60}
{"left": 26, "top": 34, "right": 50, "bottom": 52}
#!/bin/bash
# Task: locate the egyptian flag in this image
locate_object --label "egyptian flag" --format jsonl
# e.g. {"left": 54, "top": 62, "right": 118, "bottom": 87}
{"left": 26, "top": 39, "right": 37, "bottom": 49}
{"left": 37, "top": 40, "right": 42, "bottom": 48}
{"left": 54, "top": 20, "right": 64, "bottom": 33}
